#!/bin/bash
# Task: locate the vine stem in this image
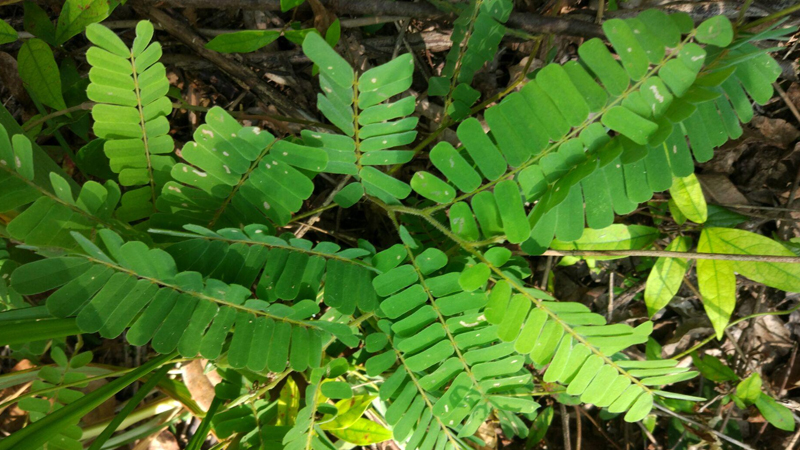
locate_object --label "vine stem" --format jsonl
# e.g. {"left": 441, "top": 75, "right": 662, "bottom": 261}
{"left": 22, "top": 102, "right": 94, "bottom": 131}
{"left": 539, "top": 249, "right": 800, "bottom": 264}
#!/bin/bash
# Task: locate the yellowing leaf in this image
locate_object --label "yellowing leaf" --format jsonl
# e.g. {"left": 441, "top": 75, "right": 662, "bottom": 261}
{"left": 320, "top": 395, "right": 376, "bottom": 430}
{"left": 328, "top": 418, "right": 392, "bottom": 445}
{"left": 697, "top": 231, "right": 736, "bottom": 339}
{"left": 276, "top": 377, "right": 299, "bottom": 426}
{"left": 669, "top": 174, "right": 707, "bottom": 223}
{"left": 644, "top": 236, "right": 691, "bottom": 317}
{"left": 701, "top": 227, "right": 800, "bottom": 292}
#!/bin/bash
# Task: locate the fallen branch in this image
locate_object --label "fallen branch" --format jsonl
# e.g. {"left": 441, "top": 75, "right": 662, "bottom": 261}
{"left": 135, "top": 4, "right": 319, "bottom": 121}
{"left": 157, "top": 0, "right": 605, "bottom": 38}
{"left": 157, "top": 31, "right": 452, "bottom": 70}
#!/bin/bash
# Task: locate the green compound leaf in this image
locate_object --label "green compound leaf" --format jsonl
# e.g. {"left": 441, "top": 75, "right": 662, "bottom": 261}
{"left": 0, "top": 123, "right": 132, "bottom": 248}
{"left": 10, "top": 228, "right": 363, "bottom": 371}
{"left": 86, "top": 21, "right": 174, "bottom": 222}
{"left": 669, "top": 174, "right": 707, "bottom": 223}
{"left": 408, "top": 8, "right": 782, "bottom": 255}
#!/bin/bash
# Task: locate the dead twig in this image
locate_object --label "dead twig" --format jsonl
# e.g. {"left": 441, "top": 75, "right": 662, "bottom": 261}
{"left": 158, "top": 0, "right": 605, "bottom": 38}
{"left": 560, "top": 403, "right": 572, "bottom": 450}
{"left": 137, "top": 5, "right": 319, "bottom": 122}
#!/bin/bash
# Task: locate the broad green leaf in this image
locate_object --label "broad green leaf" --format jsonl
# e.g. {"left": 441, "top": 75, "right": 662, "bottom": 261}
{"left": 700, "top": 227, "right": 800, "bottom": 292}
{"left": 697, "top": 230, "right": 737, "bottom": 339}
{"left": 696, "top": 16, "right": 733, "bottom": 47}
{"left": 691, "top": 353, "right": 737, "bottom": 382}
{"left": 735, "top": 373, "right": 762, "bottom": 406}
{"left": 0, "top": 19, "right": 18, "bottom": 45}
{"left": 281, "top": 0, "right": 305, "bottom": 11}
{"left": 669, "top": 174, "right": 707, "bottom": 223}
{"left": 55, "top": 0, "right": 110, "bottom": 45}
{"left": 328, "top": 418, "right": 392, "bottom": 445}
{"left": 205, "top": 30, "right": 281, "bottom": 53}
{"left": 12, "top": 133, "right": 34, "bottom": 180}
{"left": 23, "top": 2, "right": 56, "bottom": 45}
{"left": 696, "top": 258, "right": 735, "bottom": 340}
{"left": 755, "top": 393, "right": 795, "bottom": 431}
{"left": 320, "top": 395, "right": 376, "bottom": 430}
{"left": 18, "top": 38, "right": 67, "bottom": 110}
{"left": 705, "top": 205, "right": 748, "bottom": 228}
{"left": 550, "top": 224, "right": 658, "bottom": 259}
{"left": 644, "top": 236, "right": 691, "bottom": 316}
{"left": 526, "top": 406, "right": 553, "bottom": 447}
{"left": 668, "top": 198, "right": 687, "bottom": 225}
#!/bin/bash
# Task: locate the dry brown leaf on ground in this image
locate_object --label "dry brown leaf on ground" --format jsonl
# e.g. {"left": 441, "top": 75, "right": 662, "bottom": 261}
{"left": 181, "top": 359, "right": 217, "bottom": 412}
{"left": 0, "top": 359, "right": 34, "bottom": 433}
{"left": 141, "top": 430, "right": 180, "bottom": 450}
{"left": 751, "top": 116, "right": 800, "bottom": 147}
{"left": 697, "top": 173, "right": 750, "bottom": 205}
